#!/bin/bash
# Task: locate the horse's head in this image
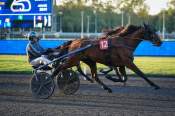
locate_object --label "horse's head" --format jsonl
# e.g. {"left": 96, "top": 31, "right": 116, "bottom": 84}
{"left": 142, "top": 23, "right": 162, "bottom": 46}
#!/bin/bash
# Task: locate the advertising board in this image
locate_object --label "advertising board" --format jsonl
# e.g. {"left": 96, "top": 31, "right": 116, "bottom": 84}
{"left": 0, "top": 0, "right": 52, "bottom": 28}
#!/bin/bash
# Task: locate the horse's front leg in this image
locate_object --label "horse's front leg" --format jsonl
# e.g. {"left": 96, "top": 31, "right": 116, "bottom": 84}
{"left": 123, "top": 59, "right": 160, "bottom": 89}
{"left": 89, "top": 62, "right": 112, "bottom": 93}
{"left": 76, "top": 62, "right": 94, "bottom": 83}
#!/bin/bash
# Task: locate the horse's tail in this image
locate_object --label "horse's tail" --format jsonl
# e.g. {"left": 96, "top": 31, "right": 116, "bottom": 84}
{"left": 76, "top": 62, "right": 93, "bottom": 83}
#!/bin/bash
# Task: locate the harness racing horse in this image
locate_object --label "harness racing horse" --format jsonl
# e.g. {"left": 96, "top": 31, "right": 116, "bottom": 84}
{"left": 58, "top": 26, "right": 126, "bottom": 83}
{"left": 78, "top": 25, "right": 140, "bottom": 83}
{"left": 94, "top": 25, "right": 141, "bottom": 83}
{"left": 77, "top": 26, "right": 127, "bottom": 83}
{"left": 52, "top": 24, "right": 162, "bottom": 93}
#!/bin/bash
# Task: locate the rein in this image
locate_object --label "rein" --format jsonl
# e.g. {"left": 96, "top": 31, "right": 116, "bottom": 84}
{"left": 58, "top": 39, "right": 88, "bottom": 50}
{"left": 107, "top": 32, "right": 145, "bottom": 51}
{"left": 113, "top": 44, "right": 135, "bottom": 51}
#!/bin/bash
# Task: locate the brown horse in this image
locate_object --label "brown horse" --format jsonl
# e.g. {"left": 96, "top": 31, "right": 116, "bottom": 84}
{"left": 78, "top": 26, "right": 126, "bottom": 82}
{"left": 52, "top": 24, "right": 162, "bottom": 93}
{"left": 78, "top": 25, "right": 141, "bottom": 83}
{"left": 58, "top": 25, "right": 126, "bottom": 83}
{"left": 96, "top": 25, "right": 141, "bottom": 82}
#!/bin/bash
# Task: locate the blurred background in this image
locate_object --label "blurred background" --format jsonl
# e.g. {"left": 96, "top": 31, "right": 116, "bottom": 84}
{"left": 0, "top": 0, "right": 175, "bottom": 40}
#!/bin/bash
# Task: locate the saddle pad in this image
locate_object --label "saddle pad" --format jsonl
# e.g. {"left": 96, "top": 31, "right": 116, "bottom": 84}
{"left": 99, "top": 39, "right": 108, "bottom": 50}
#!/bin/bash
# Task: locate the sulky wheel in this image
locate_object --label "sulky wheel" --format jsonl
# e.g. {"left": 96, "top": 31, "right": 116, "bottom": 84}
{"left": 57, "top": 69, "right": 80, "bottom": 95}
{"left": 31, "top": 72, "right": 55, "bottom": 99}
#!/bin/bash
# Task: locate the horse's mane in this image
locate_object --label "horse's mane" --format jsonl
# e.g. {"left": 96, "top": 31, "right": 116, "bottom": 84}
{"left": 118, "top": 25, "right": 141, "bottom": 37}
{"left": 105, "top": 26, "right": 124, "bottom": 36}
{"left": 102, "top": 25, "right": 141, "bottom": 38}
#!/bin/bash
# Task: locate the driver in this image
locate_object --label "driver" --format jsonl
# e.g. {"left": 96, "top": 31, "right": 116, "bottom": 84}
{"left": 26, "top": 31, "right": 55, "bottom": 68}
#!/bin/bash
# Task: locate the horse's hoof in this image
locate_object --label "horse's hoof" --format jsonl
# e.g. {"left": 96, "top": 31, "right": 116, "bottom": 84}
{"left": 154, "top": 86, "right": 160, "bottom": 90}
{"left": 90, "top": 80, "right": 94, "bottom": 83}
{"left": 123, "top": 82, "right": 126, "bottom": 86}
{"left": 102, "top": 86, "right": 112, "bottom": 93}
{"left": 85, "top": 78, "right": 94, "bottom": 83}
{"left": 106, "top": 75, "right": 112, "bottom": 79}
{"left": 107, "top": 89, "right": 112, "bottom": 93}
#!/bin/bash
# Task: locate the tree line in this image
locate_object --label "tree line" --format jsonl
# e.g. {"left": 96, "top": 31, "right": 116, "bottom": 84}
{"left": 54, "top": 0, "right": 175, "bottom": 33}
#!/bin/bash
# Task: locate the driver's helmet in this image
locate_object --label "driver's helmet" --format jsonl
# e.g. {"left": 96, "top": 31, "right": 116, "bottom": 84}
{"left": 28, "top": 31, "right": 39, "bottom": 41}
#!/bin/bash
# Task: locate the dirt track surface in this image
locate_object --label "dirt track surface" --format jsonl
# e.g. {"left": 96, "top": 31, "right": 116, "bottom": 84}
{"left": 0, "top": 74, "right": 175, "bottom": 116}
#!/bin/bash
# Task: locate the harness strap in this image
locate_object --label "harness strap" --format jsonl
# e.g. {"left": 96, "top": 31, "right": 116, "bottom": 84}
{"left": 113, "top": 44, "right": 135, "bottom": 51}
{"left": 105, "top": 39, "right": 112, "bottom": 64}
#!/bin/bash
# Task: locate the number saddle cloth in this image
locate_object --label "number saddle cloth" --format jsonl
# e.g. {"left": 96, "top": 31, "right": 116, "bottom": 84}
{"left": 99, "top": 37, "right": 109, "bottom": 50}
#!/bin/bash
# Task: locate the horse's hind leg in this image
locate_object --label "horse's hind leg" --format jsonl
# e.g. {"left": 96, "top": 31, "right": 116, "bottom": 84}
{"left": 118, "top": 66, "right": 128, "bottom": 82}
{"left": 104, "top": 67, "right": 122, "bottom": 82}
{"left": 76, "top": 62, "right": 94, "bottom": 83}
{"left": 100, "top": 66, "right": 124, "bottom": 82}
{"left": 99, "top": 66, "right": 120, "bottom": 82}
{"left": 88, "top": 62, "right": 112, "bottom": 93}
{"left": 99, "top": 66, "right": 113, "bottom": 74}
{"left": 104, "top": 66, "right": 127, "bottom": 84}
{"left": 125, "top": 61, "right": 160, "bottom": 89}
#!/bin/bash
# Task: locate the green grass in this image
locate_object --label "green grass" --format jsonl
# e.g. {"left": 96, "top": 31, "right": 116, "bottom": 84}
{"left": 133, "top": 57, "right": 175, "bottom": 77}
{"left": 0, "top": 55, "right": 175, "bottom": 77}
{"left": 0, "top": 55, "right": 32, "bottom": 74}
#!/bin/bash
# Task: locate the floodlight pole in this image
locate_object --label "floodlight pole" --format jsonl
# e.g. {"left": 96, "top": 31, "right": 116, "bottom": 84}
{"left": 59, "top": 11, "right": 63, "bottom": 32}
{"left": 128, "top": 14, "right": 131, "bottom": 25}
{"left": 162, "top": 9, "right": 165, "bottom": 39}
{"left": 87, "top": 15, "right": 90, "bottom": 38}
{"left": 121, "top": 10, "right": 124, "bottom": 26}
{"left": 51, "top": 0, "right": 56, "bottom": 32}
{"left": 93, "top": 10, "right": 97, "bottom": 33}
{"left": 81, "top": 11, "right": 84, "bottom": 38}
